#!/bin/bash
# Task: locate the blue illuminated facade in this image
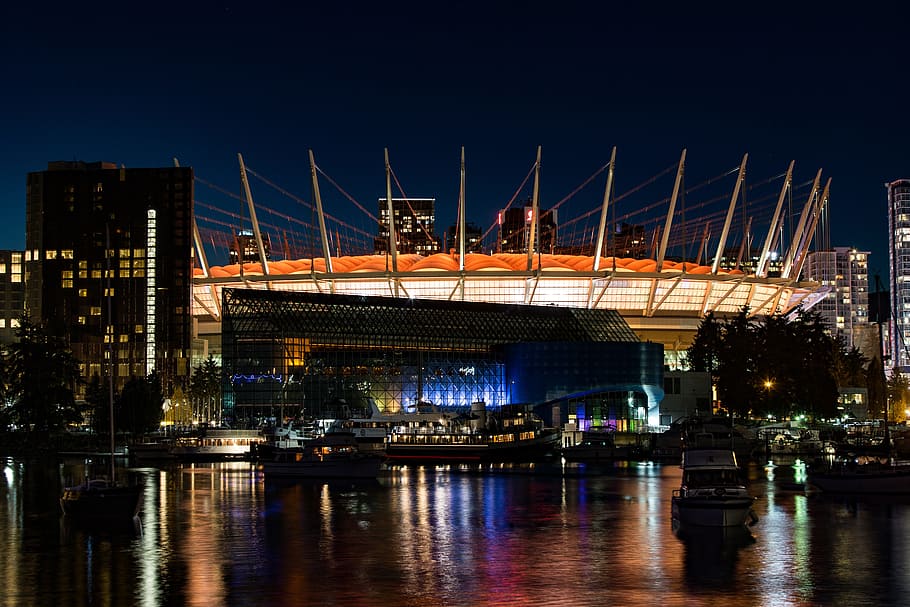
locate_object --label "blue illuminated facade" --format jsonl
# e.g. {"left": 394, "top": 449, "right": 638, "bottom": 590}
{"left": 221, "top": 289, "right": 663, "bottom": 427}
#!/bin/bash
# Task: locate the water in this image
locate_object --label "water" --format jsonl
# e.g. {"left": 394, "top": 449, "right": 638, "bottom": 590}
{"left": 3, "top": 455, "right": 910, "bottom": 606}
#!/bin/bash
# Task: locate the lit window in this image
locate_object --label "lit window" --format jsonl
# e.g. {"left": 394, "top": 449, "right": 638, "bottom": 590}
{"left": 62, "top": 270, "right": 73, "bottom": 279}
{"left": 78, "top": 271, "right": 87, "bottom": 279}
{"left": 90, "top": 306, "right": 101, "bottom": 316}
{"left": 135, "top": 324, "right": 144, "bottom": 333}
{"left": 11, "top": 253, "right": 21, "bottom": 263}
{"left": 61, "top": 250, "right": 73, "bottom": 259}
{"left": 78, "top": 316, "right": 86, "bottom": 325}
{"left": 45, "top": 250, "right": 57, "bottom": 260}
{"left": 119, "top": 270, "right": 130, "bottom": 278}
{"left": 120, "top": 249, "right": 130, "bottom": 258}
{"left": 61, "top": 279, "right": 73, "bottom": 288}
{"left": 133, "top": 269, "right": 145, "bottom": 278}
{"left": 119, "top": 335, "right": 129, "bottom": 343}
{"left": 91, "top": 270, "right": 102, "bottom": 279}
{"left": 11, "top": 274, "right": 21, "bottom": 283}
{"left": 10, "top": 319, "right": 19, "bottom": 328}
{"left": 104, "top": 288, "right": 115, "bottom": 296}
{"left": 0, "top": 319, "right": 5, "bottom": 328}
{"left": 0, "top": 264, "right": 5, "bottom": 273}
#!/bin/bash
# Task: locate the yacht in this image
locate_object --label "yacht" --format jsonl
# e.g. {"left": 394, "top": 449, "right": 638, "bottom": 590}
{"left": 260, "top": 431, "right": 384, "bottom": 479}
{"left": 671, "top": 448, "right": 757, "bottom": 528}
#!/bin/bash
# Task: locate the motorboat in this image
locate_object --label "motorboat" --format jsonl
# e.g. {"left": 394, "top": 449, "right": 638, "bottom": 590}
{"left": 808, "top": 456, "right": 910, "bottom": 494}
{"left": 560, "top": 434, "right": 616, "bottom": 462}
{"left": 671, "top": 448, "right": 757, "bottom": 528}
{"left": 254, "top": 422, "right": 316, "bottom": 460}
{"left": 260, "top": 431, "right": 384, "bottom": 479}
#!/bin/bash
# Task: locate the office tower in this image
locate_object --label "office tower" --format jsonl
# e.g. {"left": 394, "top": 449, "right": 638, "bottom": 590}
{"left": 25, "top": 161, "right": 194, "bottom": 396}
{"left": 888, "top": 179, "right": 910, "bottom": 371}
{"left": 0, "top": 250, "right": 25, "bottom": 346}
{"left": 803, "top": 247, "right": 870, "bottom": 349}
{"left": 375, "top": 198, "right": 440, "bottom": 255}
{"left": 444, "top": 222, "right": 483, "bottom": 253}
{"left": 498, "top": 204, "right": 558, "bottom": 254}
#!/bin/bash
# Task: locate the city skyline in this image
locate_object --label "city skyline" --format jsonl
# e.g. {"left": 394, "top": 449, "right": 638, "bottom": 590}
{"left": 2, "top": 3, "right": 906, "bottom": 279}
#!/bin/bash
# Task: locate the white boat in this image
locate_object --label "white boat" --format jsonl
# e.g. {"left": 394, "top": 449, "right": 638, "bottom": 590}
{"left": 170, "top": 429, "right": 265, "bottom": 461}
{"left": 254, "top": 422, "right": 316, "bottom": 459}
{"left": 671, "top": 448, "right": 757, "bottom": 528}
{"left": 261, "top": 431, "right": 384, "bottom": 479}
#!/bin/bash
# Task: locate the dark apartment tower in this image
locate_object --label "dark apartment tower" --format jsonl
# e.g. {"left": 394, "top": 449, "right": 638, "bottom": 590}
{"left": 498, "top": 204, "right": 557, "bottom": 254}
{"left": 25, "top": 161, "right": 194, "bottom": 397}
{"left": 0, "top": 250, "right": 25, "bottom": 346}
{"left": 375, "top": 198, "right": 440, "bottom": 255}
{"left": 443, "top": 222, "right": 483, "bottom": 254}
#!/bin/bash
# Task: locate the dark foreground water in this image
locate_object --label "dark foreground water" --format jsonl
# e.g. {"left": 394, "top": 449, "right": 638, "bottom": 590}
{"left": 3, "top": 455, "right": 910, "bottom": 607}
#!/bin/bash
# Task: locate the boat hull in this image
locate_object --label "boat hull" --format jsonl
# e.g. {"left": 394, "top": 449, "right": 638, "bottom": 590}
{"left": 671, "top": 495, "right": 756, "bottom": 527}
{"left": 809, "top": 468, "right": 910, "bottom": 494}
{"left": 60, "top": 484, "right": 142, "bottom": 520}
{"left": 262, "top": 456, "right": 383, "bottom": 479}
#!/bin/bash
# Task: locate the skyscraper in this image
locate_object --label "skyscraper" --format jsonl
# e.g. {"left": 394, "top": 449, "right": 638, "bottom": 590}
{"left": 888, "top": 178, "right": 910, "bottom": 371}
{"left": 25, "top": 161, "right": 195, "bottom": 396}
{"left": 0, "top": 250, "right": 25, "bottom": 346}
{"left": 375, "top": 198, "right": 440, "bottom": 255}
{"left": 803, "top": 247, "right": 870, "bottom": 350}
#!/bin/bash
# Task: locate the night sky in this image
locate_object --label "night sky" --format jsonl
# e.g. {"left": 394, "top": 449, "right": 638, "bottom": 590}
{"left": 2, "top": 2, "right": 906, "bottom": 277}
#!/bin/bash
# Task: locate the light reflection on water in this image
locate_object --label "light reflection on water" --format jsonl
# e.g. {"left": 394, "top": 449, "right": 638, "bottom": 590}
{"left": 3, "top": 456, "right": 910, "bottom": 606}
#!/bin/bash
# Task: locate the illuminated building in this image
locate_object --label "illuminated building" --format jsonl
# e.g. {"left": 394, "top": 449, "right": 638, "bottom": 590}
{"left": 0, "top": 250, "right": 25, "bottom": 346}
{"left": 191, "top": 149, "right": 830, "bottom": 418}
{"left": 221, "top": 289, "right": 663, "bottom": 428}
{"left": 803, "top": 247, "right": 870, "bottom": 350}
{"left": 25, "top": 161, "right": 194, "bottom": 395}
{"left": 375, "top": 198, "right": 440, "bottom": 255}
{"left": 889, "top": 179, "right": 910, "bottom": 371}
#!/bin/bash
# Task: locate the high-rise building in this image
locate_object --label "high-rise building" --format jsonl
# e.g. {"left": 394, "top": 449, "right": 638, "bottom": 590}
{"left": 498, "top": 205, "right": 558, "bottom": 254}
{"left": 803, "top": 247, "right": 870, "bottom": 349}
{"left": 888, "top": 179, "right": 910, "bottom": 371}
{"left": 443, "top": 222, "right": 483, "bottom": 254}
{"left": 25, "top": 161, "right": 195, "bottom": 396}
{"left": 229, "top": 229, "right": 271, "bottom": 264}
{"left": 375, "top": 198, "right": 440, "bottom": 255}
{"left": 0, "top": 250, "right": 25, "bottom": 346}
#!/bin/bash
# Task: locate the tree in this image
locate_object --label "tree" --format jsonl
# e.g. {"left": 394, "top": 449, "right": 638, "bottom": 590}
{"left": 3, "top": 315, "right": 82, "bottom": 432}
{"left": 886, "top": 371, "right": 909, "bottom": 423}
{"left": 686, "top": 306, "right": 846, "bottom": 420}
{"left": 116, "top": 372, "right": 164, "bottom": 435}
{"left": 189, "top": 356, "right": 222, "bottom": 424}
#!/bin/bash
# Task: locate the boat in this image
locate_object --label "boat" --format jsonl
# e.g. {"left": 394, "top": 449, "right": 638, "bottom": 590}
{"left": 559, "top": 433, "right": 616, "bottom": 462}
{"left": 61, "top": 225, "right": 142, "bottom": 521}
{"left": 654, "top": 415, "right": 758, "bottom": 461}
{"left": 169, "top": 428, "right": 265, "bottom": 461}
{"left": 671, "top": 448, "right": 757, "bottom": 528}
{"left": 260, "top": 431, "right": 384, "bottom": 479}
{"left": 382, "top": 401, "right": 559, "bottom": 464}
{"left": 809, "top": 456, "right": 910, "bottom": 494}
{"left": 60, "top": 477, "right": 142, "bottom": 520}
{"left": 253, "top": 422, "right": 317, "bottom": 460}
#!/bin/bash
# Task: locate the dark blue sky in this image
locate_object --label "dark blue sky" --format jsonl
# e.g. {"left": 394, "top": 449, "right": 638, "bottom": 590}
{"left": 2, "top": 2, "right": 906, "bottom": 276}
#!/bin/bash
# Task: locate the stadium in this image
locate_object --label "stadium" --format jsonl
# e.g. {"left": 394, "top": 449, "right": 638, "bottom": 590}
{"left": 188, "top": 148, "right": 830, "bottom": 426}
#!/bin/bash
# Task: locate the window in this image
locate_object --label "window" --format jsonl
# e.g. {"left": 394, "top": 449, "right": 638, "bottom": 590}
{"left": 77, "top": 316, "right": 86, "bottom": 325}
{"left": 135, "top": 324, "right": 144, "bottom": 333}
{"left": 90, "top": 306, "right": 101, "bottom": 316}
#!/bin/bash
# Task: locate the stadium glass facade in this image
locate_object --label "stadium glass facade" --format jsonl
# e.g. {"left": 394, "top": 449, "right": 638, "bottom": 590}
{"left": 221, "top": 289, "right": 664, "bottom": 427}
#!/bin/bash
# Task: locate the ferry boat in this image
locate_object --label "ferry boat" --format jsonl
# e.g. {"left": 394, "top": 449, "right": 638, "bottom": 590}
{"left": 169, "top": 428, "right": 265, "bottom": 461}
{"left": 671, "top": 448, "right": 757, "bottom": 528}
{"left": 331, "top": 400, "right": 558, "bottom": 463}
{"left": 383, "top": 401, "right": 559, "bottom": 463}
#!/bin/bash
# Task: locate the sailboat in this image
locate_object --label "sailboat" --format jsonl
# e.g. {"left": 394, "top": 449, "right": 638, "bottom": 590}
{"left": 60, "top": 225, "right": 142, "bottom": 520}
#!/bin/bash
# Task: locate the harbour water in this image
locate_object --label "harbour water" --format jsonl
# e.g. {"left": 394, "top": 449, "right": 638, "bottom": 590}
{"left": 3, "top": 455, "right": 910, "bottom": 606}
